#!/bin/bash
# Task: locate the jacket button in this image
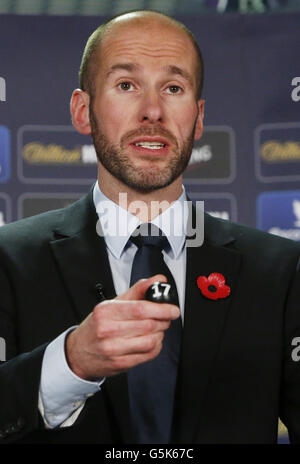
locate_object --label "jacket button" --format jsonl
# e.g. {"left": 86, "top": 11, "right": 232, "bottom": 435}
{"left": 4, "top": 423, "right": 15, "bottom": 434}
{"left": 16, "top": 417, "right": 25, "bottom": 430}
{"left": 2, "top": 418, "right": 25, "bottom": 436}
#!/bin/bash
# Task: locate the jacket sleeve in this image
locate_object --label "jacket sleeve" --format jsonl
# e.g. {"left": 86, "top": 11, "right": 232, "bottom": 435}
{"left": 0, "top": 260, "right": 49, "bottom": 442}
{"left": 280, "top": 256, "right": 300, "bottom": 443}
{"left": 0, "top": 346, "right": 48, "bottom": 442}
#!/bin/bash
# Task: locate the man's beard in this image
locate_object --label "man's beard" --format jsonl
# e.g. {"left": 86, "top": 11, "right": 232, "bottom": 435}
{"left": 89, "top": 109, "right": 196, "bottom": 194}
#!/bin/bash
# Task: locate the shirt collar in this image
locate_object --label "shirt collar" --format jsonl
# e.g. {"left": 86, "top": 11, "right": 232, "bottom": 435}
{"left": 93, "top": 182, "right": 188, "bottom": 259}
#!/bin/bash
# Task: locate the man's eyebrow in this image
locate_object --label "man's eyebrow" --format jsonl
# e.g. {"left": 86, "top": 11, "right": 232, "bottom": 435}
{"left": 105, "top": 63, "right": 140, "bottom": 78}
{"left": 163, "top": 65, "right": 194, "bottom": 86}
{"left": 105, "top": 63, "right": 194, "bottom": 86}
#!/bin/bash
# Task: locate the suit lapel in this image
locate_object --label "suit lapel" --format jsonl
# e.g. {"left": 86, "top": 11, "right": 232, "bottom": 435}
{"left": 50, "top": 220, "right": 116, "bottom": 323}
{"left": 49, "top": 187, "right": 133, "bottom": 443}
{"left": 176, "top": 210, "right": 242, "bottom": 443}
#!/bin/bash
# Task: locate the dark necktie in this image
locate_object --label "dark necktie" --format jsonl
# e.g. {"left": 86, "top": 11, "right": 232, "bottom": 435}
{"left": 127, "top": 223, "right": 182, "bottom": 444}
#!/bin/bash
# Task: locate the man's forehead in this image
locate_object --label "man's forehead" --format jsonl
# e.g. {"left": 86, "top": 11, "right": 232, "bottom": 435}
{"left": 100, "top": 17, "right": 195, "bottom": 54}
{"left": 98, "top": 20, "right": 197, "bottom": 75}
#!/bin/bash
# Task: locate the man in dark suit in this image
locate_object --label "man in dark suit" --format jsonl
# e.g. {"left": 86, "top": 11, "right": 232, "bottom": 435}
{"left": 0, "top": 10, "right": 300, "bottom": 444}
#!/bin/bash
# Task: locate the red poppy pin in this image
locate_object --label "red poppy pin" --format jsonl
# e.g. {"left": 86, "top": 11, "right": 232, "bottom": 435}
{"left": 197, "top": 272, "right": 231, "bottom": 300}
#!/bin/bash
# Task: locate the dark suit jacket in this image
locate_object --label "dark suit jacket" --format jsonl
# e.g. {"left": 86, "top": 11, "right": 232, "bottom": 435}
{"left": 0, "top": 187, "right": 300, "bottom": 444}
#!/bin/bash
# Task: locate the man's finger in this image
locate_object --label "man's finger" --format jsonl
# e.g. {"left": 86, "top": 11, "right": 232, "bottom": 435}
{"left": 95, "top": 319, "right": 171, "bottom": 339}
{"left": 100, "top": 332, "right": 165, "bottom": 358}
{"left": 116, "top": 274, "right": 168, "bottom": 301}
{"left": 96, "top": 299, "right": 180, "bottom": 321}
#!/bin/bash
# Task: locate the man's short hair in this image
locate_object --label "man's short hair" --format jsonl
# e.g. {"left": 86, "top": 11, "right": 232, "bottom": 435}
{"left": 79, "top": 10, "right": 204, "bottom": 100}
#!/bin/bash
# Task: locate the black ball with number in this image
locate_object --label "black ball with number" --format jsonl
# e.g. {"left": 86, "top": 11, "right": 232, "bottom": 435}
{"left": 145, "top": 281, "right": 177, "bottom": 305}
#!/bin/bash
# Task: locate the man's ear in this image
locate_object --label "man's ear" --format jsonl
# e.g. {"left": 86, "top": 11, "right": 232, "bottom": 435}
{"left": 70, "top": 89, "right": 91, "bottom": 135}
{"left": 194, "top": 99, "right": 205, "bottom": 141}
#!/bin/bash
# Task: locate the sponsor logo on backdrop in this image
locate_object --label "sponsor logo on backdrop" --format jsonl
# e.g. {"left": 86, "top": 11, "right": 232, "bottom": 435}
{"left": 255, "top": 122, "right": 300, "bottom": 182}
{"left": 188, "top": 145, "right": 212, "bottom": 164}
{"left": 215, "top": 0, "right": 269, "bottom": 13}
{"left": 18, "top": 125, "right": 97, "bottom": 184}
{"left": 257, "top": 191, "right": 300, "bottom": 241}
{"left": 183, "top": 126, "right": 235, "bottom": 184}
{"left": 0, "top": 195, "right": 11, "bottom": 225}
{"left": 186, "top": 191, "right": 237, "bottom": 222}
{"left": 22, "top": 142, "right": 97, "bottom": 164}
{"left": 18, "top": 194, "right": 82, "bottom": 219}
{"left": 291, "top": 77, "right": 300, "bottom": 102}
{"left": 260, "top": 141, "right": 300, "bottom": 162}
{"left": 0, "top": 126, "right": 10, "bottom": 182}
{"left": 0, "top": 77, "right": 6, "bottom": 102}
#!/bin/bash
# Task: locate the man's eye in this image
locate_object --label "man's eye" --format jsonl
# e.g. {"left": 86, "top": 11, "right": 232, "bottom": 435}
{"left": 166, "top": 85, "right": 182, "bottom": 94}
{"left": 118, "top": 82, "right": 133, "bottom": 91}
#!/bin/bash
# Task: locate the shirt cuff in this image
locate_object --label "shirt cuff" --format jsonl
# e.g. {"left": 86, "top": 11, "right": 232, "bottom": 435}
{"left": 39, "top": 326, "right": 105, "bottom": 428}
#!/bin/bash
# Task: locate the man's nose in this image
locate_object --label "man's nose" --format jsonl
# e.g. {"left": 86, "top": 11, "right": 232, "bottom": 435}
{"left": 138, "top": 89, "right": 164, "bottom": 123}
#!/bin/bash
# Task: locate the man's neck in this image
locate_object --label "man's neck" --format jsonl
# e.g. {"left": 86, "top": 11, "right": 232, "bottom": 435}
{"left": 97, "top": 166, "right": 183, "bottom": 223}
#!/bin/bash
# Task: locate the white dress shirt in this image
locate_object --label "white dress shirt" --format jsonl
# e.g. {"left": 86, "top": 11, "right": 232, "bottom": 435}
{"left": 39, "top": 182, "right": 187, "bottom": 428}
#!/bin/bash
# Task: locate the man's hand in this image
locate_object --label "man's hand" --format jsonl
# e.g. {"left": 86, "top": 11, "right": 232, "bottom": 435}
{"left": 65, "top": 275, "right": 180, "bottom": 380}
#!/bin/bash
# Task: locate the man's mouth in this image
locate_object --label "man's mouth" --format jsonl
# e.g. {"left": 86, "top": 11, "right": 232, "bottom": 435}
{"left": 129, "top": 136, "right": 170, "bottom": 153}
{"left": 133, "top": 141, "right": 166, "bottom": 150}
